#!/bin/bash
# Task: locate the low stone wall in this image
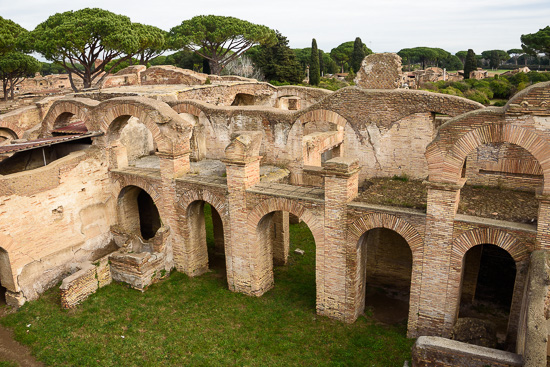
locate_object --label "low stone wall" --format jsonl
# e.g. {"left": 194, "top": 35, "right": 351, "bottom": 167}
{"left": 109, "top": 250, "right": 166, "bottom": 291}
{"left": 59, "top": 255, "right": 111, "bottom": 309}
{"left": 412, "top": 336, "right": 523, "bottom": 367}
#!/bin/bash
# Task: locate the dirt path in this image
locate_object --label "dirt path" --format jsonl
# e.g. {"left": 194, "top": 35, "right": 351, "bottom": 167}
{"left": 0, "top": 307, "right": 44, "bottom": 367}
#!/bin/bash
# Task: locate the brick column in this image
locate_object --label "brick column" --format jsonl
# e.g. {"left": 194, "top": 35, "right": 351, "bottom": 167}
{"left": 536, "top": 194, "right": 550, "bottom": 249}
{"left": 223, "top": 156, "right": 264, "bottom": 295}
{"left": 319, "top": 157, "right": 359, "bottom": 322}
{"left": 416, "top": 179, "right": 464, "bottom": 337}
{"left": 159, "top": 152, "right": 190, "bottom": 272}
{"left": 108, "top": 141, "right": 128, "bottom": 169}
{"left": 211, "top": 208, "right": 225, "bottom": 256}
{"left": 272, "top": 211, "right": 289, "bottom": 266}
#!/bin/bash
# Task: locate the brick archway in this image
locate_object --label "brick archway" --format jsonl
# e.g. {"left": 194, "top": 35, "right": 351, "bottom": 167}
{"left": 246, "top": 197, "right": 324, "bottom": 249}
{"left": 296, "top": 109, "right": 348, "bottom": 129}
{"left": 445, "top": 227, "right": 529, "bottom": 338}
{"left": 41, "top": 98, "right": 99, "bottom": 135}
{"left": 93, "top": 97, "right": 192, "bottom": 156}
{"left": 347, "top": 212, "right": 424, "bottom": 335}
{"left": 112, "top": 177, "right": 164, "bottom": 223}
{"left": 170, "top": 101, "right": 208, "bottom": 117}
{"left": 426, "top": 115, "right": 550, "bottom": 193}
{"left": 175, "top": 189, "right": 230, "bottom": 276}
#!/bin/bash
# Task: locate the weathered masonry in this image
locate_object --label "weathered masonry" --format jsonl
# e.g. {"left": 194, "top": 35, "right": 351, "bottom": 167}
{"left": 1, "top": 62, "right": 550, "bottom": 366}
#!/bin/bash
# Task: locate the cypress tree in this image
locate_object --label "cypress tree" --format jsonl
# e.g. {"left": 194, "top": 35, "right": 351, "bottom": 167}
{"left": 319, "top": 49, "right": 324, "bottom": 76}
{"left": 464, "top": 49, "right": 476, "bottom": 79}
{"left": 351, "top": 37, "right": 366, "bottom": 73}
{"left": 309, "top": 38, "right": 320, "bottom": 85}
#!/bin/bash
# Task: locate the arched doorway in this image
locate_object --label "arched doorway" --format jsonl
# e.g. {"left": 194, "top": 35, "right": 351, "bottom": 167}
{"left": 255, "top": 210, "right": 316, "bottom": 306}
{"left": 357, "top": 228, "right": 413, "bottom": 326}
{"left": 118, "top": 186, "right": 162, "bottom": 245}
{"left": 458, "top": 243, "right": 517, "bottom": 349}
{"left": 186, "top": 201, "right": 226, "bottom": 277}
{"left": 108, "top": 115, "right": 158, "bottom": 169}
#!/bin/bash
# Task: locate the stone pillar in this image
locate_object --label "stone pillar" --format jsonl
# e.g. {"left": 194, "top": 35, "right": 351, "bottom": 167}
{"left": 536, "top": 194, "right": 550, "bottom": 249}
{"left": 224, "top": 156, "right": 263, "bottom": 294}
{"left": 223, "top": 131, "right": 265, "bottom": 295}
{"left": 318, "top": 157, "right": 359, "bottom": 322}
{"left": 211, "top": 208, "right": 225, "bottom": 256}
{"left": 416, "top": 180, "right": 464, "bottom": 337}
{"left": 159, "top": 152, "right": 190, "bottom": 272}
{"left": 272, "top": 211, "right": 289, "bottom": 266}
{"left": 460, "top": 245, "right": 483, "bottom": 304}
{"left": 108, "top": 141, "right": 128, "bottom": 169}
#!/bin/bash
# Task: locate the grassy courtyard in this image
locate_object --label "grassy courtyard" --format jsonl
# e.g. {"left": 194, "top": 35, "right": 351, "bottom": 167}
{"left": 0, "top": 218, "right": 414, "bottom": 366}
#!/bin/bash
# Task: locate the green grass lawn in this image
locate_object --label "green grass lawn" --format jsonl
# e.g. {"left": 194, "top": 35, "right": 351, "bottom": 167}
{"left": 0, "top": 213, "right": 414, "bottom": 366}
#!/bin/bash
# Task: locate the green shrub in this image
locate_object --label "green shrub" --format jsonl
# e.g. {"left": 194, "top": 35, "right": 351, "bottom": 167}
{"left": 439, "top": 86, "right": 463, "bottom": 96}
{"left": 490, "top": 79, "right": 513, "bottom": 99}
{"left": 477, "top": 86, "right": 494, "bottom": 99}
{"left": 465, "top": 89, "right": 490, "bottom": 105}
{"left": 493, "top": 100, "right": 507, "bottom": 107}
{"left": 451, "top": 81, "right": 469, "bottom": 92}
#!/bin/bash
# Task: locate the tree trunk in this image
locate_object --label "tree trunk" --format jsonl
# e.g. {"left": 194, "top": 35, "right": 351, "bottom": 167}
{"left": 210, "top": 61, "right": 223, "bottom": 75}
{"left": 68, "top": 73, "right": 79, "bottom": 92}
{"left": 1, "top": 83, "right": 7, "bottom": 101}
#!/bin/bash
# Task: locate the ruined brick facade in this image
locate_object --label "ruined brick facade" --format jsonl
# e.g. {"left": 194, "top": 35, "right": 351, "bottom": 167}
{"left": 1, "top": 63, "right": 550, "bottom": 364}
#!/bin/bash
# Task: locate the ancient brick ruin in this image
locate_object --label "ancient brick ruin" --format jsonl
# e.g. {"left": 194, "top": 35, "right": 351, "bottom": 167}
{"left": 1, "top": 58, "right": 550, "bottom": 366}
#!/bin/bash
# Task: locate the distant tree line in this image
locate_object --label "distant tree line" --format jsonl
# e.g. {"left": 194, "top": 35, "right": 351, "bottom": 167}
{"left": 2, "top": 8, "right": 550, "bottom": 98}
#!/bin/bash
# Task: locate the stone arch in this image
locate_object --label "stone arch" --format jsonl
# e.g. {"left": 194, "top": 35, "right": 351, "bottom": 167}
{"left": 451, "top": 227, "right": 528, "bottom": 264}
{"left": 246, "top": 197, "right": 324, "bottom": 248}
{"left": 446, "top": 227, "right": 529, "bottom": 339}
{"left": 116, "top": 183, "right": 164, "bottom": 241}
{"left": 41, "top": 98, "right": 99, "bottom": 135}
{"left": 427, "top": 117, "right": 550, "bottom": 193}
{"left": 296, "top": 109, "right": 348, "bottom": 130}
{"left": 93, "top": 97, "right": 192, "bottom": 156}
{"left": 170, "top": 101, "right": 207, "bottom": 117}
{"left": 112, "top": 176, "right": 164, "bottom": 226}
{"left": 348, "top": 213, "right": 424, "bottom": 253}
{"left": 347, "top": 213, "right": 424, "bottom": 335}
{"left": 246, "top": 197, "right": 323, "bottom": 299}
{"left": 0, "top": 127, "right": 18, "bottom": 143}
{"left": 0, "top": 122, "right": 22, "bottom": 140}
{"left": 175, "top": 189, "right": 231, "bottom": 276}
{"left": 177, "top": 189, "right": 229, "bottom": 229}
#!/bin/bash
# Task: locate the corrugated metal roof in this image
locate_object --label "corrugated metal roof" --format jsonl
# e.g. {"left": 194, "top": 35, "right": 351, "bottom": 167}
{"left": 51, "top": 120, "right": 88, "bottom": 134}
{"left": 0, "top": 132, "right": 102, "bottom": 155}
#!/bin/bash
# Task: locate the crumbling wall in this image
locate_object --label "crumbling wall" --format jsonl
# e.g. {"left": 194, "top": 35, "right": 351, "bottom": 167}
{"left": 0, "top": 148, "right": 116, "bottom": 305}
{"left": 464, "top": 143, "right": 543, "bottom": 191}
{"left": 412, "top": 336, "right": 523, "bottom": 367}
{"left": 60, "top": 255, "right": 111, "bottom": 308}
{"left": 141, "top": 65, "right": 208, "bottom": 86}
{"left": 354, "top": 53, "right": 403, "bottom": 89}
{"left": 516, "top": 250, "right": 550, "bottom": 366}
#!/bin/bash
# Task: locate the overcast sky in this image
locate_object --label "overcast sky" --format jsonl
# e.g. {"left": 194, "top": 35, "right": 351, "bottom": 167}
{"left": 2, "top": 0, "right": 550, "bottom": 55}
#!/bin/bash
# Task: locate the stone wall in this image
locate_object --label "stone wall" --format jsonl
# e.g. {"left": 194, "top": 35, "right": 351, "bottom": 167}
{"left": 59, "top": 255, "right": 112, "bottom": 308}
{"left": 412, "top": 336, "right": 523, "bottom": 367}
{"left": 516, "top": 250, "right": 550, "bottom": 367}
{"left": 0, "top": 148, "right": 116, "bottom": 305}
{"left": 354, "top": 53, "right": 403, "bottom": 89}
